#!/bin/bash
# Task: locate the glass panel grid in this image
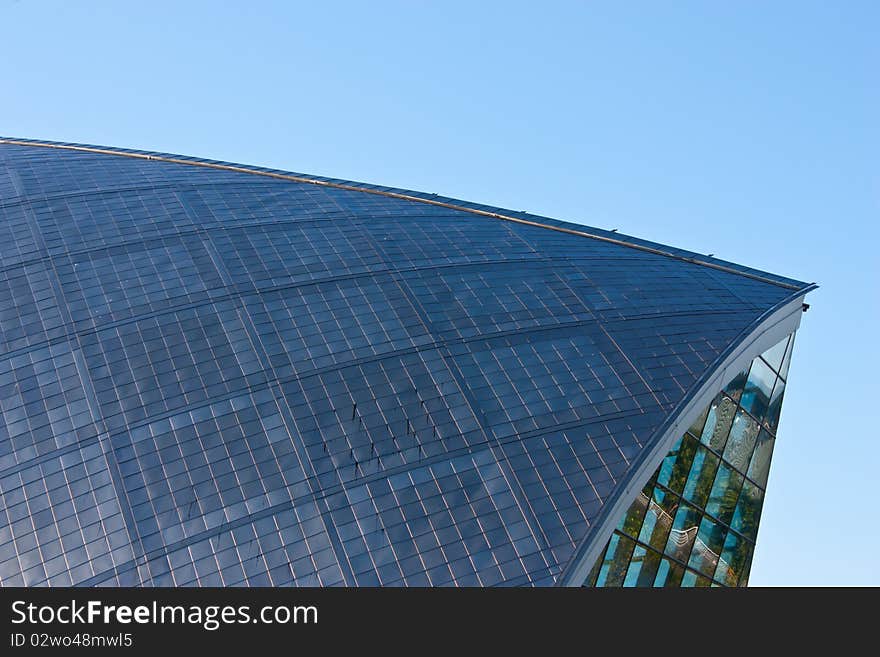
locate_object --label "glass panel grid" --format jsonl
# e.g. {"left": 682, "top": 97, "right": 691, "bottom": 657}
{"left": 586, "top": 334, "right": 796, "bottom": 587}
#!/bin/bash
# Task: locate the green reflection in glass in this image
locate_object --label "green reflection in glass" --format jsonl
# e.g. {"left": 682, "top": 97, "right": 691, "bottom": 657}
{"left": 688, "top": 516, "right": 727, "bottom": 577}
{"left": 624, "top": 544, "right": 647, "bottom": 586}
{"left": 665, "top": 502, "right": 701, "bottom": 563}
{"left": 584, "top": 331, "right": 797, "bottom": 587}
{"left": 637, "top": 549, "right": 662, "bottom": 586}
{"left": 654, "top": 558, "right": 684, "bottom": 587}
{"left": 683, "top": 446, "right": 720, "bottom": 508}
{"left": 638, "top": 485, "right": 677, "bottom": 552}
{"left": 617, "top": 484, "right": 650, "bottom": 539}
{"left": 715, "top": 530, "right": 751, "bottom": 586}
{"left": 730, "top": 480, "right": 765, "bottom": 541}
{"left": 705, "top": 463, "right": 744, "bottom": 526}
{"left": 656, "top": 434, "right": 697, "bottom": 494}
{"left": 681, "top": 570, "right": 712, "bottom": 587}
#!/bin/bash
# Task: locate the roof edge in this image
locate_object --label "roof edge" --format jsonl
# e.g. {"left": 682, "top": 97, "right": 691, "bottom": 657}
{"left": 0, "top": 136, "right": 813, "bottom": 293}
{"left": 556, "top": 285, "right": 816, "bottom": 586}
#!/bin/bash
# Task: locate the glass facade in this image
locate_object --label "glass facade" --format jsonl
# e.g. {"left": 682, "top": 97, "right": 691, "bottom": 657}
{"left": 0, "top": 139, "right": 811, "bottom": 586}
{"left": 584, "top": 334, "right": 796, "bottom": 587}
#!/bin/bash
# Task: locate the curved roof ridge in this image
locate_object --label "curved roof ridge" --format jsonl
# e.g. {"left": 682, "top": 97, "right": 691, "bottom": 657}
{"left": 0, "top": 136, "right": 811, "bottom": 292}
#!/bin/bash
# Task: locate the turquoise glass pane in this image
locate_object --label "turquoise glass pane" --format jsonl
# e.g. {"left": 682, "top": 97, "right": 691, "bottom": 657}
{"left": 740, "top": 359, "right": 776, "bottom": 421}
{"left": 656, "top": 434, "right": 698, "bottom": 494}
{"left": 683, "top": 446, "right": 720, "bottom": 508}
{"left": 638, "top": 486, "right": 677, "bottom": 552}
{"left": 730, "top": 480, "right": 765, "bottom": 541}
{"left": 654, "top": 558, "right": 684, "bottom": 587}
{"left": 665, "top": 503, "right": 701, "bottom": 563}
{"left": 688, "top": 516, "right": 727, "bottom": 577}
{"left": 705, "top": 463, "right": 744, "bottom": 525}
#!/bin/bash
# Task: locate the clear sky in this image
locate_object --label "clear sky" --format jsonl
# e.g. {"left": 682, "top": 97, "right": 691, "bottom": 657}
{"left": 2, "top": 1, "right": 877, "bottom": 585}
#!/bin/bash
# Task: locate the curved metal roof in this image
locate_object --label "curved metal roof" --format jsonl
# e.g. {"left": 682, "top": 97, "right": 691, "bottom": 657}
{"left": 0, "top": 138, "right": 812, "bottom": 586}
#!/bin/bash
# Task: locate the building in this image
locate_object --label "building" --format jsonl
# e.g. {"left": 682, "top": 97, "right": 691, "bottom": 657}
{"left": 0, "top": 137, "right": 814, "bottom": 587}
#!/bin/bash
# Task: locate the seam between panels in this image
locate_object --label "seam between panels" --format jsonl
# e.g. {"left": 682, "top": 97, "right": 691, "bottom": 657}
{"left": 0, "top": 313, "right": 722, "bottom": 486}
{"left": 555, "top": 285, "right": 816, "bottom": 586}
{"left": 15, "top": 197, "right": 151, "bottom": 586}
{"left": 77, "top": 407, "right": 651, "bottom": 587}
{"left": 0, "top": 138, "right": 808, "bottom": 293}
{"left": 362, "top": 224, "right": 558, "bottom": 584}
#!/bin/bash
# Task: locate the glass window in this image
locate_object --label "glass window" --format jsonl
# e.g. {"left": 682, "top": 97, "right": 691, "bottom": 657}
{"left": 665, "top": 503, "right": 701, "bottom": 563}
{"left": 740, "top": 359, "right": 776, "bottom": 422}
{"left": 623, "top": 544, "right": 648, "bottom": 586}
{"left": 778, "top": 333, "right": 796, "bottom": 381}
{"left": 700, "top": 394, "right": 736, "bottom": 452}
{"left": 617, "top": 485, "right": 650, "bottom": 540}
{"left": 636, "top": 548, "right": 662, "bottom": 587}
{"left": 682, "top": 447, "right": 720, "bottom": 508}
{"left": 760, "top": 336, "right": 789, "bottom": 374}
{"left": 747, "top": 430, "right": 775, "bottom": 489}
{"left": 688, "top": 404, "right": 710, "bottom": 437}
{"left": 687, "top": 516, "right": 727, "bottom": 577}
{"left": 722, "top": 410, "right": 761, "bottom": 473}
{"left": 638, "top": 486, "right": 677, "bottom": 553}
{"left": 705, "top": 463, "right": 743, "bottom": 526}
{"left": 653, "top": 558, "right": 684, "bottom": 587}
{"left": 681, "top": 570, "right": 712, "bottom": 587}
{"left": 730, "top": 480, "right": 765, "bottom": 541}
{"left": 596, "top": 533, "right": 635, "bottom": 587}
{"left": 723, "top": 367, "right": 749, "bottom": 403}
{"left": 715, "top": 530, "right": 751, "bottom": 587}
{"left": 764, "top": 377, "right": 786, "bottom": 433}
{"left": 583, "top": 332, "right": 798, "bottom": 587}
{"left": 656, "top": 434, "right": 697, "bottom": 495}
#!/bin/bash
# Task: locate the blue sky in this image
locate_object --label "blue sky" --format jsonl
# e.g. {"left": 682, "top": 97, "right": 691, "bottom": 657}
{"left": 2, "top": 1, "right": 877, "bottom": 585}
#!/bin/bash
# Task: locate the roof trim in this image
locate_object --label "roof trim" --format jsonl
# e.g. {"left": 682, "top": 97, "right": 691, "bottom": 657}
{"left": 0, "top": 137, "right": 810, "bottom": 292}
{"left": 556, "top": 285, "right": 816, "bottom": 586}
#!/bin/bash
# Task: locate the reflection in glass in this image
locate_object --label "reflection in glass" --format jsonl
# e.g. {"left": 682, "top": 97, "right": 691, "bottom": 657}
{"left": 761, "top": 336, "right": 789, "bottom": 373}
{"left": 617, "top": 486, "right": 650, "bottom": 539}
{"left": 723, "top": 410, "right": 760, "bottom": 472}
{"left": 740, "top": 359, "right": 776, "bottom": 421}
{"left": 682, "top": 447, "right": 720, "bottom": 508}
{"left": 705, "top": 463, "right": 743, "bottom": 526}
{"left": 765, "top": 377, "right": 786, "bottom": 433}
{"left": 723, "top": 368, "right": 749, "bottom": 402}
{"left": 624, "top": 545, "right": 647, "bottom": 586}
{"left": 687, "top": 516, "right": 727, "bottom": 577}
{"left": 730, "top": 480, "right": 764, "bottom": 541}
{"left": 596, "top": 533, "right": 635, "bottom": 587}
{"left": 656, "top": 434, "right": 697, "bottom": 495}
{"left": 700, "top": 394, "right": 736, "bottom": 451}
{"left": 715, "top": 530, "right": 750, "bottom": 586}
{"left": 778, "top": 333, "right": 796, "bottom": 381}
{"left": 585, "top": 331, "right": 797, "bottom": 587}
{"left": 747, "top": 430, "right": 775, "bottom": 489}
{"left": 665, "top": 503, "right": 701, "bottom": 563}
{"left": 654, "top": 558, "right": 684, "bottom": 587}
{"left": 638, "top": 486, "right": 677, "bottom": 552}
